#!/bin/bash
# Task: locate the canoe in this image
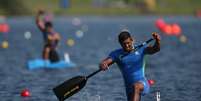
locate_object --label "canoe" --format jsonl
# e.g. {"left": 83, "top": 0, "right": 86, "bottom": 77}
{"left": 27, "top": 59, "right": 76, "bottom": 70}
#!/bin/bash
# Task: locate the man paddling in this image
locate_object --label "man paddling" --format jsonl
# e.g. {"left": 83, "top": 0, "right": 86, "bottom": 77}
{"left": 36, "top": 10, "right": 61, "bottom": 62}
{"left": 99, "top": 31, "right": 160, "bottom": 101}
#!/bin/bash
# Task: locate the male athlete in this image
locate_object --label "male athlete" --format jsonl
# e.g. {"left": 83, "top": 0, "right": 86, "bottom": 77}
{"left": 99, "top": 31, "right": 160, "bottom": 101}
{"left": 36, "top": 10, "right": 61, "bottom": 62}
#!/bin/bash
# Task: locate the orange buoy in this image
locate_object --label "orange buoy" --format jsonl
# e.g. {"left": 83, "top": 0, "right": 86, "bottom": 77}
{"left": 162, "top": 24, "right": 172, "bottom": 35}
{"left": 171, "top": 23, "right": 181, "bottom": 36}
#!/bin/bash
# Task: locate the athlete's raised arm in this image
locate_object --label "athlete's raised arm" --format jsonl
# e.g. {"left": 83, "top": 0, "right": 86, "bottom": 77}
{"left": 144, "top": 32, "right": 160, "bottom": 55}
{"left": 36, "top": 10, "right": 45, "bottom": 32}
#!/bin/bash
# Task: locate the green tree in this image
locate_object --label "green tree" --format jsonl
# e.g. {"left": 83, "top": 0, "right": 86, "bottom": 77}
{"left": 0, "top": 0, "right": 29, "bottom": 15}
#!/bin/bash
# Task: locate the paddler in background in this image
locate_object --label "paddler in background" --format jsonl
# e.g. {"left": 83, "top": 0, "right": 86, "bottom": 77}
{"left": 99, "top": 31, "right": 160, "bottom": 101}
{"left": 36, "top": 10, "right": 61, "bottom": 62}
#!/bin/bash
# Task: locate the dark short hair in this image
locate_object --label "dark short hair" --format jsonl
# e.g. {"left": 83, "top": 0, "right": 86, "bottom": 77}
{"left": 45, "top": 21, "right": 53, "bottom": 28}
{"left": 118, "top": 31, "right": 132, "bottom": 43}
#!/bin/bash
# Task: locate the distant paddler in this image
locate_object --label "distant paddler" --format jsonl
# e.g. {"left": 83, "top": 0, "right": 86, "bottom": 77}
{"left": 36, "top": 10, "right": 61, "bottom": 62}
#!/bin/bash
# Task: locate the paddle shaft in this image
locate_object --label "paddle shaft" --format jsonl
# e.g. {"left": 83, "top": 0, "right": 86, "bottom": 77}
{"left": 86, "top": 38, "right": 154, "bottom": 79}
{"left": 86, "top": 69, "right": 101, "bottom": 79}
{"left": 135, "top": 38, "right": 154, "bottom": 49}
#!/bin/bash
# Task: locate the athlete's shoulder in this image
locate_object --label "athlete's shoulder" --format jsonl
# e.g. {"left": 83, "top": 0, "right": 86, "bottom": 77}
{"left": 109, "top": 48, "right": 124, "bottom": 57}
{"left": 108, "top": 48, "right": 123, "bottom": 62}
{"left": 110, "top": 48, "right": 123, "bottom": 54}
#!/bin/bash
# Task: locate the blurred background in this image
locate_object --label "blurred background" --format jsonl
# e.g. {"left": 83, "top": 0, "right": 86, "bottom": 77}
{"left": 0, "top": 0, "right": 201, "bottom": 101}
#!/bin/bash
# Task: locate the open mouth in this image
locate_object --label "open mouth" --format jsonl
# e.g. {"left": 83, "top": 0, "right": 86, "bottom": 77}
{"left": 125, "top": 46, "right": 132, "bottom": 51}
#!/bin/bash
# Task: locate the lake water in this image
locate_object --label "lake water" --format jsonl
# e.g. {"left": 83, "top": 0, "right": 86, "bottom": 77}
{"left": 0, "top": 16, "right": 201, "bottom": 101}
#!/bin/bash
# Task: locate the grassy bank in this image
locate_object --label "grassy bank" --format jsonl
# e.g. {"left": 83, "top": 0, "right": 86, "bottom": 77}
{"left": 0, "top": 0, "right": 201, "bottom": 16}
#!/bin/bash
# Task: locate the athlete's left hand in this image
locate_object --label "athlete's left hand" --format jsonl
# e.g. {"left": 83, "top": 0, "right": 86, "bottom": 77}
{"left": 152, "top": 32, "right": 160, "bottom": 42}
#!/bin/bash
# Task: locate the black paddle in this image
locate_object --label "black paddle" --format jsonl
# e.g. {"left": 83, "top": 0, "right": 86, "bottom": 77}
{"left": 53, "top": 69, "right": 101, "bottom": 101}
{"left": 53, "top": 38, "right": 154, "bottom": 101}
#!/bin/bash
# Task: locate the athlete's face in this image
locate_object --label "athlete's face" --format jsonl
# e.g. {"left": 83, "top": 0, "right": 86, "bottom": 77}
{"left": 121, "top": 37, "right": 134, "bottom": 52}
{"left": 46, "top": 26, "right": 52, "bottom": 32}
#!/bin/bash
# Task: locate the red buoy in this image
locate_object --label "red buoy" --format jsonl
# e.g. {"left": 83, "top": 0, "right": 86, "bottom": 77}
{"left": 148, "top": 79, "right": 155, "bottom": 86}
{"left": 1, "top": 23, "right": 9, "bottom": 33}
{"left": 21, "top": 89, "right": 31, "bottom": 97}
{"left": 0, "top": 24, "right": 3, "bottom": 32}
{"left": 195, "top": 10, "right": 201, "bottom": 18}
{"left": 155, "top": 18, "right": 166, "bottom": 31}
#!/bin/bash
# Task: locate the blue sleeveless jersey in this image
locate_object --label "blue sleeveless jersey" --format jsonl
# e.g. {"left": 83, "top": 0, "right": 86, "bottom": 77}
{"left": 108, "top": 44, "right": 150, "bottom": 96}
{"left": 42, "top": 31, "right": 58, "bottom": 48}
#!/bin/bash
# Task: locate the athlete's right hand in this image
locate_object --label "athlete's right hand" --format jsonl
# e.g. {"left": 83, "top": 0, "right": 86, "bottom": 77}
{"left": 99, "top": 58, "right": 113, "bottom": 71}
{"left": 99, "top": 61, "right": 109, "bottom": 71}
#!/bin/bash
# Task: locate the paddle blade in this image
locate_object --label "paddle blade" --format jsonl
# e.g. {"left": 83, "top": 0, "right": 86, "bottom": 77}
{"left": 53, "top": 76, "right": 87, "bottom": 101}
